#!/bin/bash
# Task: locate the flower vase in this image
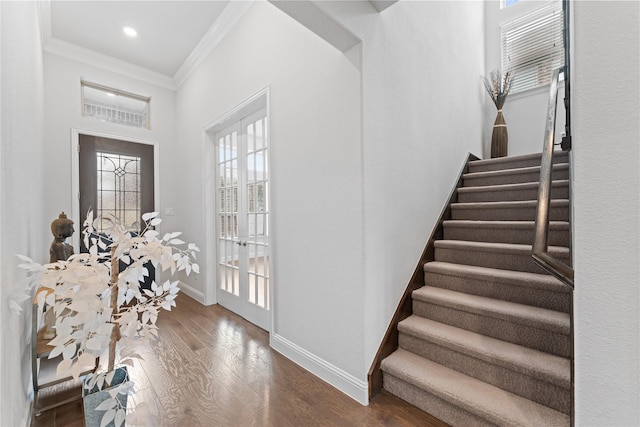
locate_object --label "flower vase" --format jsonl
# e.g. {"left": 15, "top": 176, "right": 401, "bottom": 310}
{"left": 491, "top": 109, "right": 508, "bottom": 158}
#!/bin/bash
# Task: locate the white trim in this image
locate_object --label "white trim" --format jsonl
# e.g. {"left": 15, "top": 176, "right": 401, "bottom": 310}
{"left": 38, "top": 0, "right": 252, "bottom": 90}
{"left": 45, "top": 39, "right": 175, "bottom": 90}
{"left": 70, "top": 128, "right": 160, "bottom": 252}
{"left": 178, "top": 281, "right": 205, "bottom": 304}
{"left": 270, "top": 333, "right": 369, "bottom": 406}
{"left": 173, "top": 1, "right": 253, "bottom": 88}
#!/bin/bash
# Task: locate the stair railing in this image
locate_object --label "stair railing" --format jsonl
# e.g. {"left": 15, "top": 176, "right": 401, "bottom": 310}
{"left": 532, "top": 67, "right": 574, "bottom": 289}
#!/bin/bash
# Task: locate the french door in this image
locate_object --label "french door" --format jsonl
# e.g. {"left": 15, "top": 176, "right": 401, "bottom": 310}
{"left": 215, "top": 108, "right": 270, "bottom": 330}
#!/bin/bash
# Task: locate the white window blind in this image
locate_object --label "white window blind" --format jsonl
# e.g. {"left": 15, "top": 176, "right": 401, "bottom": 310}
{"left": 501, "top": 3, "right": 564, "bottom": 93}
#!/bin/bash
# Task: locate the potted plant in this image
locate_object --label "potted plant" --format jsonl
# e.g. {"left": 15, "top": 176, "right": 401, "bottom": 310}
{"left": 17, "top": 210, "right": 199, "bottom": 426}
{"left": 482, "top": 69, "right": 514, "bottom": 158}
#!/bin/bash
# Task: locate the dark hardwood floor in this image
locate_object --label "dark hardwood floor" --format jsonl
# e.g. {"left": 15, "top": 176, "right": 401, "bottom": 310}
{"left": 33, "top": 293, "right": 448, "bottom": 426}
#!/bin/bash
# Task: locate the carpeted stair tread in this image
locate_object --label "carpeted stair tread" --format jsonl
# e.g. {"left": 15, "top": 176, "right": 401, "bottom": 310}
{"left": 381, "top": 349, "right": 570, "bottom": 427}
{"left": 434, "top": 239, "right": 569, "bottom": 258}
{"left": 468, "top": 151, "right": 568, "bottom": 173}
{"left": 398, "top": 316, "right": 570, "bottom": 389}
{"left": 463, "top": 163, "right": 569, "bottom": 187}
{"left": 457, "top": 180, "right": 569, "bottom": 203}
{"left": 412, "top": 286, "right": 570, "bottom": 335}
{"left": 443, "top": 220, "right": 569, "bottom": 245}
{"left": 434, "top": 239, "right": 570, "bottom": 274}
{"left": 424, "top": 261, "right": 572, "bottom": 312}
{"left": 451, "top": 199, "right": 569, "bottom": 221}
{"left": 424, "top": 261, "right": 571, "bottom": 294}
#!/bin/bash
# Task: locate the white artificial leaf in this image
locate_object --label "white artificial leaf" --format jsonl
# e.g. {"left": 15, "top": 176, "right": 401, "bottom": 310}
{"left": 141, "top": 212, "right": 158, "bottom": 221}
{"left": 49, "top": 344, "right": 64, "bottom": 359}
{"left": 192, "top": 263, "right": 200, "bottom": 274}
{"left": 56, "top": 358, "right": 72, "bottom": 376}
{"left": 150, "top": 218, "right": 162, "bottom": 226}
{"left": 100, "top": 408, "right": 116, "bottom": 427}
{"left": 106, "top": 370, "right": 116, "bottom": 385}
{"left": 169, "top": 238, "right": 185, "bottom": 245}
{"left": 15, "top": 254, "right": 33, "bottom": 263}
{"left": 78, "top": 352, "right": 96, "bottom": 367}
{"left": 144, "top": 230, "right": 159, "bottom": 239}
{"left": 63, "top": 344, "right": 77, "bottom": 360}
{"left": 115, "top": 408, "right": 126, "bottom": 427}
{"left": 95, "top": 398, "right": 116, "bottom": 411}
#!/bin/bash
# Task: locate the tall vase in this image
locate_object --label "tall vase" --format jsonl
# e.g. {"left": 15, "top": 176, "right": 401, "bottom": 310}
{"left": 491, "top": 109, "right": 508, "bottom": 158}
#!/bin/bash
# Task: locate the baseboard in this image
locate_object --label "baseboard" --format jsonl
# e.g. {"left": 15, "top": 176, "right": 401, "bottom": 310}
{"left": 177, "top": 281, "right": 205, "bottom": 304}
{"left": 270, "top": 333, "right": 369, "bottom": 406}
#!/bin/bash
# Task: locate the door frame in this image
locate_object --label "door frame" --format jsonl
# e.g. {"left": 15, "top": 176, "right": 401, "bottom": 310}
{"left": 71, "top": 128, "right": 159, "bottom": 252}
{"left": 202, "top": 87, "right": 273, "bottom": 332}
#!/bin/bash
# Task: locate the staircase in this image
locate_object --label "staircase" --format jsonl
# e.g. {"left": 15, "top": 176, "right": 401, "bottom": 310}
{"left": 380, "top": 152, "right": 572, "bottom": 427}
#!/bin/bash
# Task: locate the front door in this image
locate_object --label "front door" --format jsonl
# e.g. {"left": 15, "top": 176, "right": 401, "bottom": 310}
{"left": 215, "top": 108, "right": 270, "bottom": 330}
{"left": 78, "top": 134, "right": 155, "bottom": 250}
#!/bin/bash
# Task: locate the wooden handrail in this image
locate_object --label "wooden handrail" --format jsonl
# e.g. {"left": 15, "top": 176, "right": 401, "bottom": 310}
{"left": 532, "top": 67, "right": 574, "bottom": 289}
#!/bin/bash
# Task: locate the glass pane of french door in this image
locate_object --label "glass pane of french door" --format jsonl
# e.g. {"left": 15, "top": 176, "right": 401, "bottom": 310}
{"left": 216, "top": 108, "right": 270, "bottom": 330}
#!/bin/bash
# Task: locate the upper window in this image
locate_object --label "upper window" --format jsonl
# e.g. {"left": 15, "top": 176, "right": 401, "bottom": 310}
{"left": 501, "top": 2, "right": 564, "bottom": 93}
{"left": 81, "top": 81, "right": 150, "bottom": 129}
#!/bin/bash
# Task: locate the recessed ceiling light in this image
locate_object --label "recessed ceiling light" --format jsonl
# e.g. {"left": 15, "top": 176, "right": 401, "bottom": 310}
{"left": 123, "top": 27, "right": 138, "bottom": 38}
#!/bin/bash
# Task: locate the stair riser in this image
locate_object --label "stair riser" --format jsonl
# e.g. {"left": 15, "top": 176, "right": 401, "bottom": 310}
{"left": 469, "top": 153, "right": 569, "bottom": 173}
{"left": 451, "top": 204, "right": 569, "bottom": 221}
{"left": 383, "top": 374, "right": 494, "bottom": 427}
{"left": 413, "top": 301, "right": 571, "bottom": 357}
{"left": 424, "top": 270, "right": 572, "bottom": 312}
{"left": 443, "top": 224, "right": 570, "bottom": 246}
{"left": 434, "top": 246, "right": 571, "bottom": 274}
{"left": 399, "top": 334, "right": 570, "bottom": 414}
{"left": 458, "top": 184, "right": 569, "bottom": 203}
{"left": 464, "top": 167, "right": 569, "bottom": 187}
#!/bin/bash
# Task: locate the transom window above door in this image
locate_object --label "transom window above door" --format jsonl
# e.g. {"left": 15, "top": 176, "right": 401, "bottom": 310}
{"left": 81, "top": 80, "right": 150, "bottom": 129}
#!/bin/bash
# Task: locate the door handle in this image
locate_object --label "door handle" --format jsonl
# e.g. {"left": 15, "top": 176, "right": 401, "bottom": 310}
{"left": 235, "top": 240, "right": 247, "bottom": 247}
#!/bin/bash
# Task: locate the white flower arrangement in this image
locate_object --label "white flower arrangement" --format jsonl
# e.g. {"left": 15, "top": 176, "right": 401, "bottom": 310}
{"left": 15, "top": 210, "right": 199, "bottom": 426}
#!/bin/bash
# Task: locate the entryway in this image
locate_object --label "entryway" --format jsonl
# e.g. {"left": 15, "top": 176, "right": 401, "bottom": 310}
{"left": 72, "top": 130, "right": 158, "bottom": 252}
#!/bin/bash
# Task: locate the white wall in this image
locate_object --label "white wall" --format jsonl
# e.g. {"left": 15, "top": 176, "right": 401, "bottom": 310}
{"left": 0, "top": 2, "right": 45, "bottom": 425}
{"left": 572, "top": 1, "right": 640, "bottom": 425}
{"left": 174, "top": 0, "right": 364, "bottom": 388}
{"left": 484, "top": 0, "right": 566, "bottom": 157}
{"left": 315, "top": 0, "right": 485, "bottom": 380}
{"left": 42, "top": 53, "right": 177, "bottom": 240}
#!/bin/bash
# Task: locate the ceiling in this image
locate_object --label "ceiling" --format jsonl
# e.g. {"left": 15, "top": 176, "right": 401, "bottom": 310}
{"left": 44, "top": 1, "right": 236, "bottom": 82}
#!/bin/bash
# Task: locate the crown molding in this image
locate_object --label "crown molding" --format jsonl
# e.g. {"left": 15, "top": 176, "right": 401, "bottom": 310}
{"left": 173, "top": 1, "right": 253, "bottom": 89}
{"left": 43, "top": 38, "right": 176, "bottom": 90}
{"left": 36, "top": 0, "right": 253, "bottom": 91}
